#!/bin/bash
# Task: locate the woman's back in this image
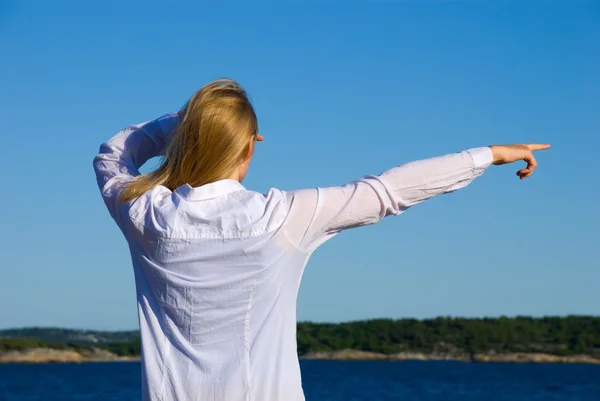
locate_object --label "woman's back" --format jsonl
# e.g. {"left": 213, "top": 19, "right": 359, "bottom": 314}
{"left": 123, "top": 179, "right": 308, "bottom": 400}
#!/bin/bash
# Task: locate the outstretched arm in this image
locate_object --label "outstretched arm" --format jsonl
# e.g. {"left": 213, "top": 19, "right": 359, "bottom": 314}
{"left": 92, "top": 112, "right": 180, "bottom": 222}
{"left": 283, "top": 144, "right": 550, "bottom": 253}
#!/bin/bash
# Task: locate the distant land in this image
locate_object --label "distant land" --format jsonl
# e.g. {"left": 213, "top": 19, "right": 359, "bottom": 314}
{"left": 1, "top": 316, "right": 599, "bottom": 364}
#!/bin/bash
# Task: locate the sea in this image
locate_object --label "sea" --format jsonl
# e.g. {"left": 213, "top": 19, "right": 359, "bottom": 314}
{"left": 0, "top": 360, "right": 599, "bottom": 401}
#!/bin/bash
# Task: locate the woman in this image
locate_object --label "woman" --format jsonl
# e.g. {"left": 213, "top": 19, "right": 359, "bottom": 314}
{"left": 93, "top": 79, "right": 549, "bottom": 401}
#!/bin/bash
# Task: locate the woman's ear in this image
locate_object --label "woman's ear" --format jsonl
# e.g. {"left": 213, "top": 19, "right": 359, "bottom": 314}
{"left": 245, "top": 136, "right": 256, "bottom": 161}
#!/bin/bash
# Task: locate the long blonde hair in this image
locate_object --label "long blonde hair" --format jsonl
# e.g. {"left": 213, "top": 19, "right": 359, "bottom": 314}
{"left": 119, "top": 78, "right": 258, "bottom": 203}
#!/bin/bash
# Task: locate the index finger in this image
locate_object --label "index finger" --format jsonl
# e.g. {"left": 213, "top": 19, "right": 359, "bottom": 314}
{"left": 256, "top": 134, "right": 265, "bottom": 142}
{"left": 527, "top": 143, "right": 551, "bottom": 151}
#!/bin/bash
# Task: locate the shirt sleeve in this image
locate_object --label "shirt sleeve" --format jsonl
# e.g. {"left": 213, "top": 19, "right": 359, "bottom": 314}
{"left": 92, "top": 112, "right": 180, "bottom": 222}
{"left": 282, "top": 147, "right": 494, "bottom": 253}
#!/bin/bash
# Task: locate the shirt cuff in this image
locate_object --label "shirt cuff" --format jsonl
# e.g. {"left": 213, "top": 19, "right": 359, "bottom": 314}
{"left": 157, "top": 112, "right": 181, "bottom": 136}
{"left": 466, "top": 147, "right": 494, "bottom": 170}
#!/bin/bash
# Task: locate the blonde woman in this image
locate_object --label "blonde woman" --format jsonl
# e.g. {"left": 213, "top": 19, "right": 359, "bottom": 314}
{"left": 93, "top": 79, "right": 549, "bottom": 401}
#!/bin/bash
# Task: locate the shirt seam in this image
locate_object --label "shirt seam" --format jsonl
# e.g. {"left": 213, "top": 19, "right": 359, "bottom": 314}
{"left": 127, "top": 215, "right": 286, "bottom": 239}
{"left": 279, "top": 189, "right": 320, "bottom": 256}
{"left": 299, "top": 188, "right": 323, "bottom": 255}
{"left": 244, "top": 278, "right": 256, "bottom": 401}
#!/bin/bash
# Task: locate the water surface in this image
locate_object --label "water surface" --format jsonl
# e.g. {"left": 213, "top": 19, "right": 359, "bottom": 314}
{"left": 1, "top": 360, "right": 599, "bottom": 400}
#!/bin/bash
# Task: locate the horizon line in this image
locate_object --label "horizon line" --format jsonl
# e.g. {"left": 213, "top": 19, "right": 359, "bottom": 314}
{"left": 2, "top": 313, "right": 598, "bottom": 333}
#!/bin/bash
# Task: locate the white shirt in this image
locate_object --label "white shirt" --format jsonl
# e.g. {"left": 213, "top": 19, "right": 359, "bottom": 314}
{"left": 93, "top": 112, "right": 493, "bottom": 401}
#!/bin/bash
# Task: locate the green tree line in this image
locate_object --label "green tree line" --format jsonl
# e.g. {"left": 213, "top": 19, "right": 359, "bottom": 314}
{"left": 2, "top": 316, "right": 599, "bottom": 358}
{"left": 297, "top": 316, "right": 600, "bottom": 356}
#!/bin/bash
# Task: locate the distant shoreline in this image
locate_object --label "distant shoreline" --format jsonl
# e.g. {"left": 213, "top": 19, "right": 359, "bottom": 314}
{"left": 2, "top": 348, "right": 599, "bottom": 365}
{"left": 0, "top": 348, "right": 141, "bottom": 364}
{"left": 3, "top": 317, "right": 600, "bottom": 365}
{"left": 299, "top": 349, "right": 600, "bottom": 364}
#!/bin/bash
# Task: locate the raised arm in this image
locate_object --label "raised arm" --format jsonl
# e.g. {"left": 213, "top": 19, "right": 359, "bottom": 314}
{"left": 92, "top": 112, "right": 180, "bottom": 222}
{"left": 283, "top": 144, "right": 550, "bottom": 253}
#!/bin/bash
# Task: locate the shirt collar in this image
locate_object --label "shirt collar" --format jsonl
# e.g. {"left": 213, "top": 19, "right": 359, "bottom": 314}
{"left": 174, "top": 179, "right": 246, "bottom": 201}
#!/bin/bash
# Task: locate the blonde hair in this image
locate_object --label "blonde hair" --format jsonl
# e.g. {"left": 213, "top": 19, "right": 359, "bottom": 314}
{"left": 119, "top": 78, "right": 258, "bottom": 203}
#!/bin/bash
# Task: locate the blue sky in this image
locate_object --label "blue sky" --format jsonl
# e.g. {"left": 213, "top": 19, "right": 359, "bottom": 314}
{"left": 0, "top": 2, "right": 598, "bottom": 331}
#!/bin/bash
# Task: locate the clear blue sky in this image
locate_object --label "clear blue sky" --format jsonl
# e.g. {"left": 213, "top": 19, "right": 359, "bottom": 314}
{"left": 0, "top": 2, "right": 598, "bottom": 331}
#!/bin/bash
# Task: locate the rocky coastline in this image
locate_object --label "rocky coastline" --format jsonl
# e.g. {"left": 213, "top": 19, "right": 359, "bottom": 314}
{"left": 2, "top": 348, "right": 599, "bottom": 364}
{"left": 0, "top": 348, "right": 140, "bottom": 364}
{"left": 300, "top": 349, "right": 600, "bottom": 364}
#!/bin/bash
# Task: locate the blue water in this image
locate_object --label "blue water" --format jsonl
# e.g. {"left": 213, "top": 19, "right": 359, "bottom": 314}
{"left": 1, "top": 361, "right": 599, "bottom": 400}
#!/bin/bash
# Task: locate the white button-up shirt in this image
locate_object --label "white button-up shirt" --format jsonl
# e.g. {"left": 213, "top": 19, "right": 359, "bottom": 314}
{"left": 93, "top": 112, "right": 493, "bottom": 401}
